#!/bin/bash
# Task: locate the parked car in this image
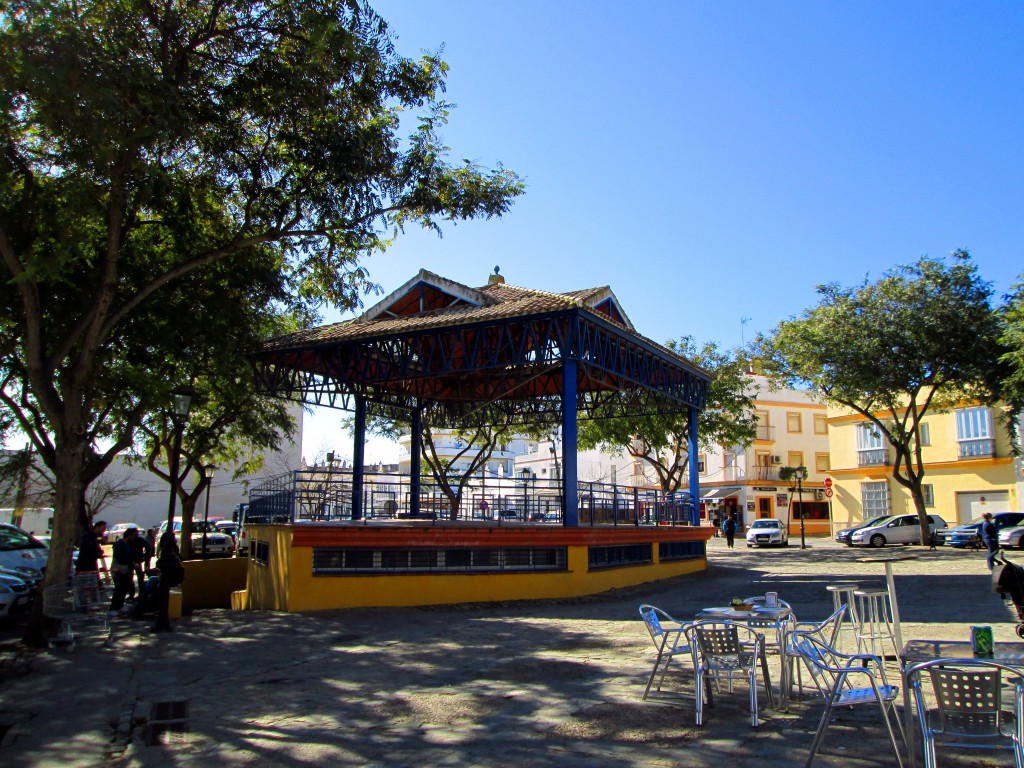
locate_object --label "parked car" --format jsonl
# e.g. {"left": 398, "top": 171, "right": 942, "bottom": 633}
{"left": 0, "top": 570, "right": 33, "bottom": 619}
{"left": 745, "top": 518, "right": 788, "bottom": 548}
{"left": 0, "top": 523, "right": 49, "bottom": 575}
{"left": 835, "top": 515, "right": 896, "bottom": 545}
{"left": 494, "top": 510, "right": 518, "bottom": 521}
{"left": 158, "top": 520, "right": 235, "bottom": 558}
{"left": 946, "top": 511, "right": 1024, "bottom": 549}
{"left": 996, "top": 515, "right": 1024, "bottom": 550}
{"left": 104, "top": 522, "right": 140, "bottom": 543}
{"left": 849, "top": 514, "right": 948, "bottom": 548}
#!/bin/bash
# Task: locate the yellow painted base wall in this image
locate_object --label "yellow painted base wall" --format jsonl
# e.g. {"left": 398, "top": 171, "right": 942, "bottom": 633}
{"left": 237, "top": 526, "right": 708, "bottom": 612}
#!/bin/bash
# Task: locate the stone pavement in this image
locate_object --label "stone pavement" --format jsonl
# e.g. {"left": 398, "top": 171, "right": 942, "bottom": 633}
{"left": 0, "top": 536, "right": 1018, "bottom": 767}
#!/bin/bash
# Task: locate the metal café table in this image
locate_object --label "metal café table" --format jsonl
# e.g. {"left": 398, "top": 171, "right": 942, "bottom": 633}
{"left": 899, "top": 639, "right": 1024, "bottom": 767}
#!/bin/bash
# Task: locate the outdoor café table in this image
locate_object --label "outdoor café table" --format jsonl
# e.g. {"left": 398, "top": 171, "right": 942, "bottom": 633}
{"left": 899, "top": 639, "right": 1024, "bottom": 767}
{"left": 857, "top": 552, "right": 918, "bottom": 655}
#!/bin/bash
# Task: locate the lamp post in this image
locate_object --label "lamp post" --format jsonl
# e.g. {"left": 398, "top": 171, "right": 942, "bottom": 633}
{"left": 164, "top": 385, "right": 195, "bottom": 533}
{"left": 795, "top": 465, "right": 808, "bottom": 549}
{"left": 201, "top": 465, "right": 216, "bottom": 558}
{"left": 520, "top": 468, "right": 530, "bottom": 520}
{"left": 324, "top": 451, "right": 335, "bottom": 521}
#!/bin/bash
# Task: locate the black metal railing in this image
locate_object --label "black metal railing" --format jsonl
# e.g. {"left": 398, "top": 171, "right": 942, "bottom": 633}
{"left": 247, "top": 469, "right": 696, "bottom": 527}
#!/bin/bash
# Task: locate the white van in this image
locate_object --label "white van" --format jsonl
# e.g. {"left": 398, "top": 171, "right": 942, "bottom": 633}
{"left": 850, "top": 513, "right": 947, "bottom": 548}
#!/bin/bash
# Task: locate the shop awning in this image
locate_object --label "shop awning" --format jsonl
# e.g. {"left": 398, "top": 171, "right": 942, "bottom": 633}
{"left": 701, "top": 486, "right": 742, "bottom": 500}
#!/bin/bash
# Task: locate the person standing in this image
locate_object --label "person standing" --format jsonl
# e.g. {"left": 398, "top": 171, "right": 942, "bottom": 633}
{"left": 109, "top": 527, "right": 140, "bottom": 614}
{"left": 74, "top": 519, "right": 107, "bottom": 574}
{"left": 128, "top": 528, "right": 153, "bottom": 596}
{"left": 723, "top": 513, "right": 737, "bottom": 548}
{"left": 153, "top": 531, "right": 185, "bottom": 633}
{"left": 981, "top": 511, "right": 1000, "bottom": 570}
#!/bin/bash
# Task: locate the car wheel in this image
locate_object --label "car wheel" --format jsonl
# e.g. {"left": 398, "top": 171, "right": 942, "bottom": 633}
{"left": 747, "top": 543, "right": 753, "bottom": 548}
{"left": 870, "top": 533, "right": 886, "bottom": 548}
{"left": 969, "top": 536, "right": 982, "bottom": 551}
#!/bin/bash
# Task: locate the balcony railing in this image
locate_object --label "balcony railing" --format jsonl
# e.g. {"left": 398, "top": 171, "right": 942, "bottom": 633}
{"left": 755, "top": 425, "right": 775, "bottom": 441}
{"left": 958, "top": 439, "right": 995, "bottom": 459}
{"left": 753, "top": 465, "right": 779, "bottom": 481}
{"left": 857, "top": 448, "right": 890, "bottom": 467}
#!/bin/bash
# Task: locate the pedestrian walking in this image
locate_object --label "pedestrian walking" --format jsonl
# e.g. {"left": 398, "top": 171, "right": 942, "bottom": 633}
{"left": 128, "top": 528, "right": 153, "bottom": 595}
{"left": 722, "top": 513, "right": 737, "bottom": 548}
{"left": 981, "top": 511, "right": 1000, "bottom": 570}
{"left": 109, "top": 527, "right": 139, "bottom": 614}
{"left": 711, "top": 513, "right": 721, "bottom": 537}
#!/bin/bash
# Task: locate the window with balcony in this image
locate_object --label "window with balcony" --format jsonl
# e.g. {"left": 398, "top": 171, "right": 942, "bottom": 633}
{"left": 814, "top": 413, "right": 829, "bottom": 435}
{"left": 787, "top": 412, "right": 803, "bottom": 433}
{"left": 755, "top": 411, "right": 774, "bottom": 441}
{"left": 723, "top": 451, "right": 737, "bottom": 481}
{"left": 956, "top": 407, "right": 994, "bottom": 458}
{"left": 754, "top": 452, "right": 775, "bottom": 481}
{"left": 856, "top": 423, "right": 889, "bottom": 466}
{"left": 861, "top": 481, "right": 890, "bottom": 519}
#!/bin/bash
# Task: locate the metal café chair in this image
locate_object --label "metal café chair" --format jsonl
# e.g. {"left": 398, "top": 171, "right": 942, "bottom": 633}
{"left": 690, "top": 619, "right": 774, "bottom": 727}
{"left": 793, "top": 631, "right": 905, "bottom": 767}
{"left": 781, "top": 604, "right": 847, "bottom": 709}
{"left": 906, "top": 658, "right": 1024, "bottom": 768}
{"left": 638, "top": 604, "right": 693, "bottom": 700}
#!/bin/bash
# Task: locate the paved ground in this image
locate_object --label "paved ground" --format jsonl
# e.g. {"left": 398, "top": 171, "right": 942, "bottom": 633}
{"left": 0, "top": 536, "right": 1019, "bottom": 767}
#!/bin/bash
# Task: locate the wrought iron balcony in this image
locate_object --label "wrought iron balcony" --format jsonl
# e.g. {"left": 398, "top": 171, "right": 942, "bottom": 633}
{"left": 958, "top": 439, "right": 995, "bottom": 459}
{"left": 753, "top": 465, "right": 779, "bottom": 481}
{"left": 755, "top": 424, "right": 775, "bottom": 441}
{"left": 857, "top": 448, "right": 890, "bottom": 467}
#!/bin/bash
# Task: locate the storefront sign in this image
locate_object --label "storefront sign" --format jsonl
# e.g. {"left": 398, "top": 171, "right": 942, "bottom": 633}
{"left": 777, "top": 494, "right": 789, "bottom": 507}
{"left": 753, "top": 486, "right": 776, "bottom": 492}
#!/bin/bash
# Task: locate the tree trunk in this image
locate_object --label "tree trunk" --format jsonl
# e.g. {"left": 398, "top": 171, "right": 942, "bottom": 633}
{"left": 22, "top": 434, "right": 88, "bottom": 647}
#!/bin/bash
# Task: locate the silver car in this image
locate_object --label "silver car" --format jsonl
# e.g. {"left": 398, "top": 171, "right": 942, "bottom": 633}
{"left": 850, "top": 513, "right": 947, "bottom": 548}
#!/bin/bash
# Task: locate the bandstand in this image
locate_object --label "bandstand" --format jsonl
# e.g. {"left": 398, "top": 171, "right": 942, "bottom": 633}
{"left": 236, "top": 269, "right": 713, "bottom": 611}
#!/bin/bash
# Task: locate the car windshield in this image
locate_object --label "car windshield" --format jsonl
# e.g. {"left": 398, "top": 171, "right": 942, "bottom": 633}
{"left": 0, "top": 525, "right": 46, "bottom": 551}
{"left": 751, "top": 520, "right": 780, "bottom": 529}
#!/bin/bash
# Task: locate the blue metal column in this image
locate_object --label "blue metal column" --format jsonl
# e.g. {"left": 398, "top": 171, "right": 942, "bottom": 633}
{"left": 410, "top": 405, "right": 422, "bottom": 517}
{"left": 352, "top": 395, "right": 366, "bottom": 520}
{"left": 562, "top": 358, "right": 579, "bottom": 527}
{"left": 688, "top": 405, "right": 700, "bottom": 526}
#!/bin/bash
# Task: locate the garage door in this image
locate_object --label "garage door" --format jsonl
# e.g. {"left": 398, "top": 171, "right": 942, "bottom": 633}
{"left": 956, "top": 491, "right": 1010, "bottom": 525}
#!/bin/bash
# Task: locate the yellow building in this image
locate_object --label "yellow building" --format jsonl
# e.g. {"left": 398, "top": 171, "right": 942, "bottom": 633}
{"left": 827, "top": 401, "right": 1019, "bottom": 528}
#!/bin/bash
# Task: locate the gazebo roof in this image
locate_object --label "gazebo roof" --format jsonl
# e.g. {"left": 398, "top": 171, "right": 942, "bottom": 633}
{"left": 253, "top": 269, "right": 711, "bottom": 426}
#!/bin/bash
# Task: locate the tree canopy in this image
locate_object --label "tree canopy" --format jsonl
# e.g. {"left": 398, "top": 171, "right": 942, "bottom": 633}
{"left": 577, "top": 337, "right": 757, "bottom": 493}
{"left": 755, "top": 251, "right": 1008, "bottom": 538}
{"left": 0, "top": 0, "right": 523, "bottom": 643}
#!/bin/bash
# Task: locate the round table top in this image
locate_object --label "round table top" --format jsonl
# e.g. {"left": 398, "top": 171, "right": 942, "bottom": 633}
{"left": 856, "top": 553, "right": 919, "bottom": 564}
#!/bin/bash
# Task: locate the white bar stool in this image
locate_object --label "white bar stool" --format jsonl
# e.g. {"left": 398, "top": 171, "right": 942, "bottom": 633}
{"left": 853, "top": 587, "right": 898, "bottom": 659}
{"left": 825, "top": 582, "right": 859, "bottom": 651}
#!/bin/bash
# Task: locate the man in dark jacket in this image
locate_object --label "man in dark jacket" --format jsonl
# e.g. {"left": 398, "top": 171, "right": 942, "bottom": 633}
{"left": 109, "top": 527, "right": 140, "bottom": 614}
{"left": 128, "top": 530, "right": 153, "bottom": 595}
{"left": 74, "top": 520, "right": 107, "bottom": 574}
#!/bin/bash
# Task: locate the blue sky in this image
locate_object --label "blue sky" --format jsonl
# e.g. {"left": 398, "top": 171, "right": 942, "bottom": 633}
{"left": 304, "top": 0, "right": 1024, "bottom": 462}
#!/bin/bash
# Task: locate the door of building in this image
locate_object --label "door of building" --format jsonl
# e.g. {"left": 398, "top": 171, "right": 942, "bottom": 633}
{"left": 956, "top": 491, "right": 1010, "bottom": 525}
{"left": 757, "top": 496, "right": 773, "bottom": 519}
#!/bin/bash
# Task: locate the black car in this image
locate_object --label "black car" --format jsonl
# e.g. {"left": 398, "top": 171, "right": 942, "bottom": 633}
{"left": 835, "top": 514, "right": 896, "bottom": 545}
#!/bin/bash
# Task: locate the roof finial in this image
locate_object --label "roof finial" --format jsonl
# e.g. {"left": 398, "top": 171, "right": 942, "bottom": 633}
{"left": 494, "top": 265, "right": 500, "bottom": 275}
{"left": 488, "top": 265, "right": 505, "bottom": 285}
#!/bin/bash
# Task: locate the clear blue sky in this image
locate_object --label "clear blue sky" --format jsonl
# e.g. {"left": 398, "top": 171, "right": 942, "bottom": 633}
{"left": 306, "top": 0, "right": 1024, "bottom": 462}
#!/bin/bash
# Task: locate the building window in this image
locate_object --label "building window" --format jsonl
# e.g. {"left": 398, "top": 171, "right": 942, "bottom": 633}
{"left": 861, "top": 481, "right": 890, "bottom": 519}
{"left": 955, "top": 407, "right": 994, "bottom": 458}
{"left": 815, "top": 453, "right": 830, "bottom": 473}
{"left": 814, "top": 413, "right": 828, "bottom": 435}
{"left": 756, "top": 410, "right": 774, "bottom": 441}
{"left": 788, "top": 451, "right": 804, "bottom": 470}
{"left": 697, "top": 454, "right": 706, "bottom": 474}
{"left": 787, "top": 412, "right": 803, "bottom": 433}
{"left": 922, "top": 484, "right": 934, "bottom": 507}
{"left": 918, "top": 423, "right": 931, "bottom": 446}
{"left": 856, "top": 423, "right": 885, "bottom": 450}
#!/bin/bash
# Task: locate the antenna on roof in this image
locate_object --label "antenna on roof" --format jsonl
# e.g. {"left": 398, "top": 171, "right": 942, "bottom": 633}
{"left": 740, "top": 316, "right": 751, "bottom": 345}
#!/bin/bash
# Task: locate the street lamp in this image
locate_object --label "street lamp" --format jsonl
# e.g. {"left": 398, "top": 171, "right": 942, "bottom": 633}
{"left": 165, "top": 385, "right": 195, "bottom": 532}
{"left": 201, "top": 465, "right": 216, "bottom": 558}
{"left": 794, "top": 466, "right": 808, "bottom": 549}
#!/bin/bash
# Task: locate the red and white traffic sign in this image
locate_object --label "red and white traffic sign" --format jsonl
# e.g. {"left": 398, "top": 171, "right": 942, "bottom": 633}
{"left": 823, "top": 477, "right": 833, "bottom": 489}
{"left": 824, "top": 488, "right": 833, "bottom": 498}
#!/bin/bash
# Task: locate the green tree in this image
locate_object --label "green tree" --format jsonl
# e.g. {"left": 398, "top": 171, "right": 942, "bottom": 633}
{"left": 576, "top": 338, "right": 758, "bottom": 493}
{"left": 756, "top": 251, "right": 1008, "bottom": 543}
{"left": 0, "top": 0, "right": 522, "bottom": 641}
{"left": 999, "top": 275, "right": 1024, "bottom": 428}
